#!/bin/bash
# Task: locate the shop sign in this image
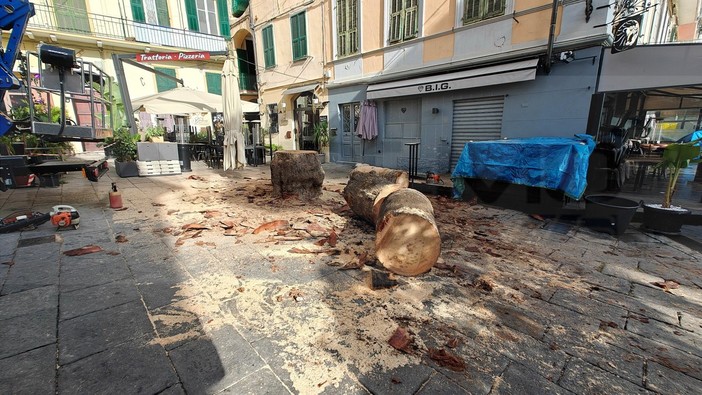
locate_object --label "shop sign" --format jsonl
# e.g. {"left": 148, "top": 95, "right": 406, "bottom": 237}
{"left": 611, "top": 0, "right": 646, "bottom": 53}
{"left": 136, "top": 52, "right": 211, "bottom": 62}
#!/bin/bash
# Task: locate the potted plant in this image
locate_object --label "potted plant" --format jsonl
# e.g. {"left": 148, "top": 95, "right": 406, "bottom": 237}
{"left": 642, "top": 138, "right": 701, "bottom": 234}
{"left": 112, "top": 128, "right": 140, "bottom": 177}
{"left": 145, "top": 126, "right": 165, "bottom": 142}
{"left": 313, "top": 120, "right": 329, "bottom": 163}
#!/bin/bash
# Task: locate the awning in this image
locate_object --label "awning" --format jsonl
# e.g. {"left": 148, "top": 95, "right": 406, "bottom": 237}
{"left": 597, "top": 43, "right": 702, "bottom": 110}
{"left": 597, "top": 44, "right": 702, "bottom": 93}
{"left": 366, "top": 59, "right": 539, "bottom": 100}
{"left": 283, "top": 83, "right": 318, "bottom": 96}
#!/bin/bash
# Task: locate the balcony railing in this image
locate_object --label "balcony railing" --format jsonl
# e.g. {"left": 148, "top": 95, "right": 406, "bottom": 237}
{"left": 29, "top": 4, "right": 226, "bottom": 52}
{"left": 239, "top": 72, "right": 257, "bottom": 92}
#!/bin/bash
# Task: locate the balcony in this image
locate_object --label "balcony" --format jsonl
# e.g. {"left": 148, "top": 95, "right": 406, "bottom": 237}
{"left": 28, "top": 4, "right": 226, "bottom": 52}
{"left": 232, "top": 0, "right": 249, "bottom": 18}
{"left": 239, "top": 72, "right": 257, "bottom": 92}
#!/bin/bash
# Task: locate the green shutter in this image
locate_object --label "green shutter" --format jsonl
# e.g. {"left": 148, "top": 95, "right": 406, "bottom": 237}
{"left": 155, "top": 67, "right": 177, "bottom": 92}
{"left": 55, "top": 0, "right": 90, "bottom": 33}
{"left": 155, "top": 0, "right": 170, "bottom": 26}
{"left": 217, "top": 0, "right": 231, "bottom": 38}
{"left": 389, "top": 0, "right": 402, "bottom": 43}
{"left": 130, "top": 0, "right": 145, "bottom": 22}
{"left": 184, "top": 0, "right": 199, "bottom": 31}
{"left": 263, "top": 26, "right": 275, "bottom": 68}
{"left": 291, "top": 12, "right": 307, "bottom": 60}
{"left": 206, "top": 72, "right": 222, "bottom": 95}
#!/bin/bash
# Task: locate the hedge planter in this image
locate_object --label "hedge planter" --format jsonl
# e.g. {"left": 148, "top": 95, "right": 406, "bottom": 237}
{"left": 642, "top": 204, "right": 691, "bottom": 235}
{"left": 115, "top": 161, "right": 139, "bottom": 178}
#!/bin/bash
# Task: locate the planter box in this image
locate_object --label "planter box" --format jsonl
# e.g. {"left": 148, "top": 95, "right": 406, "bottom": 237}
{"left": 115, "top": 161, "right": 139, "bottom": 178}
{"left": 642, "top": 204, "right": 691, "bottom": 235}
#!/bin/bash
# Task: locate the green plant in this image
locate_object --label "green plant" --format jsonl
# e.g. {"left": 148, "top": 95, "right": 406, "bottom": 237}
{"left": 112, "top": 128, "right": 140, "bottom": 162}
{"left": 313, "top": 120, "right": 329, "bottom": 149}
{"left": 0, "top": 135, "right": 14, "bottom": 154}
{"left": 266, "top": 143, "right": 283, "bottom": 152}
{"left": 145, "top": 125, "right": 165, "bottom": 141}
{"left": 656, "top": 138, "right": 701, "bottom": 208}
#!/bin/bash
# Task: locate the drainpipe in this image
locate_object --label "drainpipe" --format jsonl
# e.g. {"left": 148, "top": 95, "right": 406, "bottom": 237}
{"left": 544, "top": 0, "right": 560, "bottom": 74}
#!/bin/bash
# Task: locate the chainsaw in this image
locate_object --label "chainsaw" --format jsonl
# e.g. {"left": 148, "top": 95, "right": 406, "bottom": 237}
{"left": 50, "top": 205, "right": 80, "bottom": 230}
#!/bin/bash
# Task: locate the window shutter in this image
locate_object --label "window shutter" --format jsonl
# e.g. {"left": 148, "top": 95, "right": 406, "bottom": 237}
{"left": 263, "top": 26, "right": 275, "bottom": 68}
{"left": 184, "top": 0, "right": 199, "bottom": 31}
{"left": 291, "top": 12, "right": 307, "bottom": 60}
{"left": 349, "top": 0, "right": 358, "bottom": 53}
{"left": 130, "top": 0, "right": 145, "bottom": 22}
{"left": 155, "top": 67, "right": 177, "bottom": 92}
{"left": 337, "top": 0, "right": 347, "bottom": 56}
{"left": 217, "top": 0, "right": 231, "bottom": 38}
{"left": 298, "top": 12, "right": 307, "bottom": 58}
{"left": 403, "top": 0, "right": 418, "bottom": 40}
{"left": 206, "top": 72, "right": 222, "bottom": 95}
{"left": 486, "top": 0, "right": 505, "bottom": 18}
{"left": 155, "top": 0, "right": 170, "bottom": 26}
{"left": 389, "top": 0, "right": 403, "bottom": 43}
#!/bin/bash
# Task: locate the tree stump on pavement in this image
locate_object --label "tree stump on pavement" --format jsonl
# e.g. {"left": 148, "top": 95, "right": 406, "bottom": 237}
{"left": 270, "top": 150, "right": 325, "bottom": 200}
{"left": 342, "top": 165, "right": 409, "bottom": 224}
{"left": 375, "top": 188, "right": 441, "bottom": 276}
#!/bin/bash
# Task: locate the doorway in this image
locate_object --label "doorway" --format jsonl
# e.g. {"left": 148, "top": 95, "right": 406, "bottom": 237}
{"left": 293, "top": 93, "right": 321, "bottom": 151}
{"left": 340, "top": 102, "right": 361, "bottom": 162}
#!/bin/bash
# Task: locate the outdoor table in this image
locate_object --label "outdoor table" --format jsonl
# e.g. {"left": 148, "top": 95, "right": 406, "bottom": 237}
{"left": 626, "top": 155, "right": 664, "bottom": 191}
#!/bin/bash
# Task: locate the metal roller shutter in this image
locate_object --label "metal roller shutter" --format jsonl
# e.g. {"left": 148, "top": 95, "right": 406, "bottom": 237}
{"left": 450, "top": 96, "right": 504, "bottom": 169}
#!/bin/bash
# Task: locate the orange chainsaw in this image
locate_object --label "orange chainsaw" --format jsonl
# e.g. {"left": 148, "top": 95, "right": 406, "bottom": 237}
{"left": 50, "top": 205, "right": 80, "bottom": 230}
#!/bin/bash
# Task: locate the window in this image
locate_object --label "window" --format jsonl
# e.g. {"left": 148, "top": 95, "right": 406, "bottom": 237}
{"left": 262, "top": 25, "right": 276, "bottom": 68}
{"left": 155, "top": 67, "right": 177, "bottom": 92}
{"left": 130, "top": 0, "right": 145, "bottom": 22}
{"left": 290, "top": 12, "right": 308, "bottom": 61}
{"left": 155, "top": 0, "right": 170, "bottom": 27}
{"left": 55, "top": 0, "right": 90, "bottom": 34}
{"left": 463, "top": 0, "right": 505, "bottom": 25}
{"left": 206, "top": 72, "right": 222, "bottom": 95}
{"left": 197, "top": 0, "right": 218, "bottom": 35}
{"left": 389, "top": 0, "right": 418, "bottom": 43}
{"left": 337, "top": 0, "right": 358, "bottom": 57}
{"left": 216, "top": 0, "right": 231, "bottom": 38}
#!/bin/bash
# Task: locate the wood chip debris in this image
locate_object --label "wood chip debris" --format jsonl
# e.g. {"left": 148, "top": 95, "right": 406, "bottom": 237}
{"left": 63, "top": 245, "right": 103, "bottom": 256}
{"left": 115, "top": 235, "right": 128, "bottom": 243}
{"left": 253, "top": 220, "right": 289, "bottom": 234}
{"left": 427, "top": 348, "right": 466, "bottom": 371}
{"left": 388, "top": 327, "right": 412, "bottom": 353}
{"left": 651, "top": 280, "right": 680, "bottom": 292}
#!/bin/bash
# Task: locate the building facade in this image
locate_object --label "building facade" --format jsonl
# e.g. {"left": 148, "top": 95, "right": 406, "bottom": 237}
{"left": 2, "top": 0, "right": 243, "bottom": 141}
{"left": 233, "top": 0, "right": 698, "bottom": 173}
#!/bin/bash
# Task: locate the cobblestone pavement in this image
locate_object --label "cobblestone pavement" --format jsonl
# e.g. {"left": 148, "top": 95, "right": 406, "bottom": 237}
{"left": 1, "top": 159, "right": 701, "bottom": 394}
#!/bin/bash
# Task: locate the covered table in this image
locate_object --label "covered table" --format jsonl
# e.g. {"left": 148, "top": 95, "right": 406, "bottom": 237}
{"left": 452, "top": 134, "right": 596, "bottom": 200}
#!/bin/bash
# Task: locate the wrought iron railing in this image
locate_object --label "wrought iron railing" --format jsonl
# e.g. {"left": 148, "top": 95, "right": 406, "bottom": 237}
{"left": 29, "top": 3, "right": 226, "bottom": 52}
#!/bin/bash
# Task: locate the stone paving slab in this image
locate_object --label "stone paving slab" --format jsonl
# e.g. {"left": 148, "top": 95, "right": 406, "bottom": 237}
{"left": 646, "top": 360, "right": 702, "bottom": 394}
{"left": 0, "top": 284, "right": 58, "bottom": 321}
{"left": 0, "top": 344, "right": 55, "bottom": 394}
{"left": 494, "top": 362, "right": 572, "bottom": 395}
{"left": 59, "top": 278, "right": 141, "bottom": 321}
{"left": 558, "top": 356, "right": 653, "bottom": 394}
{"left": 59, "top": 254, "right": 132, "bottom": 293}
{"left": 58, "top": 340, "right": 178, "bottom": 394}
{"left": 1, "top": 258, "right": 59, "bottom": 295}
{"left": 0, "top": 308, "right": 56, "bottom": 359}
{"left": 221, "top": 367, "right": 293, "bottom": 395}
{"left": 58, "top": 300, "right": 154, "bottom": 364}
{"left": 169, "top": 324, "right": 266, "bottom": 394}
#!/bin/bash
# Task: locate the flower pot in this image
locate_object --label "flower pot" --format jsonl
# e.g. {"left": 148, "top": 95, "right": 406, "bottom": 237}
{"left": 114, "top": 161, "right": 139, "bottom": 178}
{"left": 642, "top": 204, "right": 691, "bottom": 235}
{"left": 584, "top": 195, "right": 641, "bottom": 236}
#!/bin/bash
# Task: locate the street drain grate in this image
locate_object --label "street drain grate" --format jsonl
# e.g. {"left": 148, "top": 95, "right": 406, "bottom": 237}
{"left": 17, "top": 234, "right": 62, "bottom": 248}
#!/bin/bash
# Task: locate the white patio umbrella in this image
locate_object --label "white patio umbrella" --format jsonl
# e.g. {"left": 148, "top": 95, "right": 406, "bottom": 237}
{"left": 132, "top": 87, "right": 223, "bottom": 114}
{"left": 221, "top": 53, "right": 245, "bottom": 170}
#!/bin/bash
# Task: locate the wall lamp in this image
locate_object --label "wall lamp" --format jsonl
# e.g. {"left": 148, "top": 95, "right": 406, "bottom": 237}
{"left": 96, "top": 40, "right": 103, "bottom": 48}
{"left": 557, "top": 50, "right": 597, "bottom": 65}
{"left": 432, "top": 108, "right": 440, "bottom": 114}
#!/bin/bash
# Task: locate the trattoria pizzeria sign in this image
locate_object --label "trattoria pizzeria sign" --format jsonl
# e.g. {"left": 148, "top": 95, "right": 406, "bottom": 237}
{"left": 136, "top": 51, "right": 210, "bottom": 62}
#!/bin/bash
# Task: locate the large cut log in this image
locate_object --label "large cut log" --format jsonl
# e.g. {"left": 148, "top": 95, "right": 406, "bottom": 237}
{"left": 342, "top": 165, "right": 409, "bottom": 223}
{"left": 270, "top": 150, "right": 325, "bottom": 200}
{"left": 375, "top": 188, "right": 441, "bottom": 276}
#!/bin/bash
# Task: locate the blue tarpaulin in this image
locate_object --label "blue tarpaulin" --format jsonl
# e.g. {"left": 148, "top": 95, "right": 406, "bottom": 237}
{"left": 451, "top": 134, "right": 596, "bottom": 200}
